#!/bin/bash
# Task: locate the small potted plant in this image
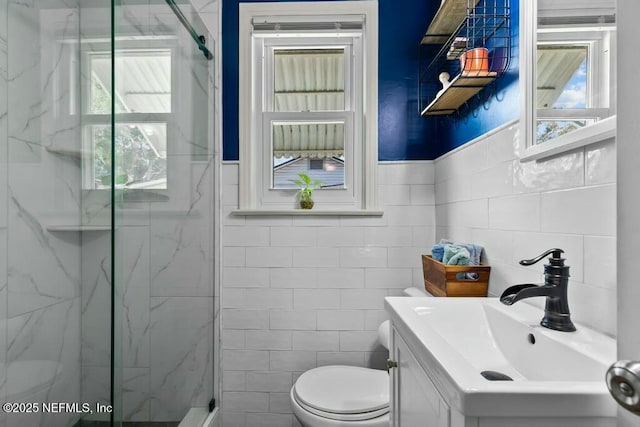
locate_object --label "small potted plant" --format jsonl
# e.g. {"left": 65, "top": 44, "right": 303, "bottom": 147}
{"left": 292, "top": 173, "right": 323, "bottom": 209}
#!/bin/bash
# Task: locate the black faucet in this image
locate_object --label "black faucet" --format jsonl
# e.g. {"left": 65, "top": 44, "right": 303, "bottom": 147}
{"left": 500, "top": 248, "right": 576, "bottom": 332}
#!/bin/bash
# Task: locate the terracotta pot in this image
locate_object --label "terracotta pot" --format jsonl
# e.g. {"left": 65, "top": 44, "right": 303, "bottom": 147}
{"left": 300, "top": 199, "right": 314, "bottom": 210}
{"left": 460, "top": 48, "right": 489, "bottom": 75}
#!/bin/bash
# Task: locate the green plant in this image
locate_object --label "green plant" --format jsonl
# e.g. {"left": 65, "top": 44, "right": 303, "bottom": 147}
{"left": 292, "top": 173, "right": 323, "bottom": 202}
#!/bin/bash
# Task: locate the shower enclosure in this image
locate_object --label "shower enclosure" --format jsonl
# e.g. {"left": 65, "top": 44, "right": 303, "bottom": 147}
{"left": 0, "top": 0, "right": 218, "bottom": 426}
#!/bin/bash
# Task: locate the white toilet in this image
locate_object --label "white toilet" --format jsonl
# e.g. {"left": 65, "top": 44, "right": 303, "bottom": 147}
{"left": 290, "top": 287, "right": 429, "bottom": 426}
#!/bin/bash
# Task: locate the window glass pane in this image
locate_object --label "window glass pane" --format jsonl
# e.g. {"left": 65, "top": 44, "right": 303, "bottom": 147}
{"left": 91, "top": 123, "right": 167, "bottom": 189}
{"left": 535, "top": 43, "right": 595, "bottom": 144}
{"left": 535, "top": 119, "right": 595, "bottom": 144}
{"left": 90, "top": 49, "right": 172, "bottom": 114}
{"left": 536, "top": 44, "right": 588, "bottom": 109}
{"left": 273, "top": 48, "right": 345, "bottom": 112}
{"left": 90, "top": 66, "right": 115, "bottom": 114}
{"left": 271, "top": 121, "right": 345, "bottom": 189}
{"left": 309, "top": 159, "right": 324, "bottom": 170}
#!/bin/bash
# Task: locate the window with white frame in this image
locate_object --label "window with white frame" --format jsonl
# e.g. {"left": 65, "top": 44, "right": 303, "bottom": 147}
{"left": 238, "top": 1, "right": 378, "bottom": 211}
{"left": 535, "top": 26, "right": 615, "bottom": 144}
{"left": 83, "top": 43, "right": 175, "bottom": 190}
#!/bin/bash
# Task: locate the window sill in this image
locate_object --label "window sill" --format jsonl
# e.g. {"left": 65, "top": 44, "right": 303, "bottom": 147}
{"left": 520, "top": 115, "right": 616, "bottom": 162}
{"left": 231, "top": 209, "right": 384, "bottom": 217}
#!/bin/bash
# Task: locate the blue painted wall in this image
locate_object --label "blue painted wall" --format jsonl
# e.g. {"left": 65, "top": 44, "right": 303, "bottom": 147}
{"left": 436, "top": 0, "right": 520, "bottom": 158}
{"left": 222, "top": 0, "right": 519, "bottom": 161}
{"left": 377, "top": 0, "right": 440, "bottom": 160}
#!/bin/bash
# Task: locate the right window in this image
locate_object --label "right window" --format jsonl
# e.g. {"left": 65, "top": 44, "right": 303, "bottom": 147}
{"left": 534, "top": 22, "right": 615, "bottom": 145}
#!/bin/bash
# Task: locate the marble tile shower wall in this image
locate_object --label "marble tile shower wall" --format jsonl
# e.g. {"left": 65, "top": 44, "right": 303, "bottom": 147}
{"left": 434, "top": 122, "right": 617, "bottom": 336}
{"left": 2, "top": 2, "right": 83, "bottom": 427}
{"left": 0, "top": 2, "right": 6, "bottom": 424}
{"left": 220, "top": 162, "right": 436, "bottom": 427}
{"left": 192, "top": 0, "right": 219, "bottom": 19}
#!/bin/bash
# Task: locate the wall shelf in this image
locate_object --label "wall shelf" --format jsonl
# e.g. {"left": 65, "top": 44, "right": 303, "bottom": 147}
{"left": 46, "top": 224, "right": 111, "bottom": 232}
{"left": 421, "top": 72, "right": 497, "bottom": 116}
{"left": 421, "top": 0, "right": 481, "bottom": 45}
{"left": 418, "top": 0, "right": 510, "bottom": 116}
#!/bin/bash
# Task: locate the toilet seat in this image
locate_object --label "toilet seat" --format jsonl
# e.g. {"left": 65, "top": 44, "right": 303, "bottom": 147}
{"left": 292, "top": 366, "right": 389, "bottom": 422}
{"left": 294, "top": 396, "right": 390, "bottom": 422}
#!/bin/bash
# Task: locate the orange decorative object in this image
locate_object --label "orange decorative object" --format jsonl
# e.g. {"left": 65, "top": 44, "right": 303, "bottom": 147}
{"left": 459, "top": 47, "right": 490, "bottom": 76}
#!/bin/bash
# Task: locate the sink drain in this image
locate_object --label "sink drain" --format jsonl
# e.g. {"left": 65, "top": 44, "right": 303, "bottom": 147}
{"left": 481, "top": 370, "right": 514, "bottom": 381}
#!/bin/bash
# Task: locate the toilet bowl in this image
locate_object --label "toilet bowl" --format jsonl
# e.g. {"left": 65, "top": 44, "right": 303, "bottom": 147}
{"left": 291, "top": 365, "right": 390, "bottom": 427}
{"left": 290, "top": 287, "right": 428, "bottom": 427}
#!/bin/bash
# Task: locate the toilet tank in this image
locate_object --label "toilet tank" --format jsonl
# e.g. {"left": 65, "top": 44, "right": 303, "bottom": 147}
{"left": 377, "top": 287, "right": 430, "bottom": 349}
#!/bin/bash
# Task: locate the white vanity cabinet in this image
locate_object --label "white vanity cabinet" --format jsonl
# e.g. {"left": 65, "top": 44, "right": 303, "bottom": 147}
{"left": 387, "top": 306, "right": 616, "bottom": 427}
{"left": 389, "top": 326, "right": 450, "bottom": 427}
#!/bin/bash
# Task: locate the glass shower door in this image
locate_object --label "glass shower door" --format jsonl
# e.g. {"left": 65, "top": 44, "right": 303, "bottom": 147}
{"left": 111, "top": 1, "right": 215, "bottom": 424}
{"left": 0, "top": 0, "right": 214, "bottom": 424}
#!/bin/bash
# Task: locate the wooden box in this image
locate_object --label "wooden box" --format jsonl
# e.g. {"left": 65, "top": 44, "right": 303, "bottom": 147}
{"left": 421, "top": 255, "right": 490, "bottom": 297}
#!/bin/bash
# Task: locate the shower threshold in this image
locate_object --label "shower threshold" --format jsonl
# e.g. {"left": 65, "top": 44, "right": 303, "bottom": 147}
{"left": 178, "top": 407, "right": 218, "bottom": 427}
{"left": 73, "top": 407, "right": 218, "bottom": 427}
{"left": 74, "top": 422, "right": 179, "bottom": 427}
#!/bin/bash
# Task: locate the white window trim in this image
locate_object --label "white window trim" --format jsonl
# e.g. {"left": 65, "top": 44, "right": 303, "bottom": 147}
{"left": 520, "top": 0, "right": 616, "bottom": 162}
{"left": 238, "top": 1, "right": 378, "bottom": 213}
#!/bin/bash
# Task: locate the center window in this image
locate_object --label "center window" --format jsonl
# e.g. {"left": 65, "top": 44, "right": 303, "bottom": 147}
{"left": 238, "top": 1, "right": 378, "bottom": 212}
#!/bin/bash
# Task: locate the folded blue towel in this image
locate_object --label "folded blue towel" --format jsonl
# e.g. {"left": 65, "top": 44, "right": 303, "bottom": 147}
{"left": 443, "top": 245, "right": 470, "bottom": 265}
{"left": 456, "top": 243, "right": 483, "bottom": 265}
{"left": 431, "top": 244, "right": 445, "bottom": 262}
{"left": 431, "top": 241, "right": 483, "bottom": 265}
{"left": 431, "top": 239, "right": 453, "bottom": 262}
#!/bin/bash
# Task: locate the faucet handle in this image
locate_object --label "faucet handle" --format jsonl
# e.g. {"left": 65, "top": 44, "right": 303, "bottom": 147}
{"left": 519, "top": 248, "right": 564, "bottom": 266}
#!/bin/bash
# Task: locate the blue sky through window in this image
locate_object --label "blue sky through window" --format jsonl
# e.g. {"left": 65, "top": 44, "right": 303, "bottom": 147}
{"left": 553, "top": 59, "right": 587, "bottom": 109}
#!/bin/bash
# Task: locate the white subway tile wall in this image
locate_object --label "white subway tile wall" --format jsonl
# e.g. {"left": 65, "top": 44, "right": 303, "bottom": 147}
{"left": 434, "top": 123, "right": 616, "bottom": 337}
{"left": 220, "top": 162, "right": 436, "bottom": 426}
{"left": 220, "top": 125, "right": 617, "bottom": 426}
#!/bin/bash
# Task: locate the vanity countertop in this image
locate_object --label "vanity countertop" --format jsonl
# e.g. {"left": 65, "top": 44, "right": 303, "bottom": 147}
{"left": 384, "top": 296, "right": 617, "bottom": 418}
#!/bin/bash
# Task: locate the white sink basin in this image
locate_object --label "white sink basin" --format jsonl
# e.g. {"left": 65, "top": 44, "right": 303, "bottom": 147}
{"left": 385, "top": 297, "right": 617, "bottom": 418}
